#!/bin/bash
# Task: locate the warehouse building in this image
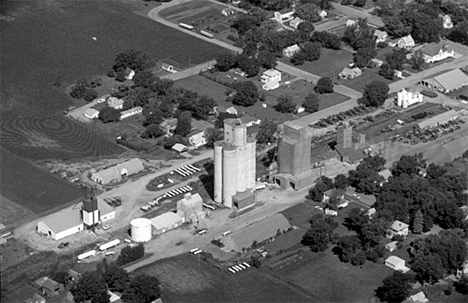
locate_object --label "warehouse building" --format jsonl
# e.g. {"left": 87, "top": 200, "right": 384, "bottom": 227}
{"left": 150, "top": 212, "right": 183, "bottom": 235}
{"left": 214, "top": 119, "right": 256, "bottom": 208}
{"left": 36, "top": 208, "right": 83, "bottom": 241}
{"left": 176, "top": 193, "right": 205, "bottom": 223}
{"left": 420, "top": 69, "right": 468, "bottom": 93}
{"left": 417, "top": 109, "right": 458, "bottom": 129}
{"left": 91, "top": 158, "right": 144, "bottom": 184}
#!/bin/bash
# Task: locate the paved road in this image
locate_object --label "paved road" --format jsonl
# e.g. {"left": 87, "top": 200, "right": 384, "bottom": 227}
{"left": 332, "top": 3, "right": 384, "bottom": 28}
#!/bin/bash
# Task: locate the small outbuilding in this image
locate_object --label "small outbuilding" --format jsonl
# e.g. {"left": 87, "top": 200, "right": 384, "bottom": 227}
{"left": 172, "top": 143, "right": 189, "bottom": 154}
{"left": 385, "top": 256, "right": 410, "bottom": 273}
{"left": 283, "top": 44, "right": 301, "bottom": 58}
{"left": 84, "top": 108, "right": 100, "bottom": 119}
{"left": 385, "top": 241, "right": 398, "bottom": 252}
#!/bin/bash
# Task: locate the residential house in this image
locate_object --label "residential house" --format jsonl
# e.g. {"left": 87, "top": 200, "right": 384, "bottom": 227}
{"left": 460, "top": 205, "right": 468, "bottom": 221}
{"left": 322, "top": 189, "right": 344, "bottom": 203}
{"left": 68, "top": 269, "right": 81, "bottom": 282}
{"left": 36, "top": 208, "right": 83, "bottom": 241}
{"left": 120, "top": 106, "right": 143, "bottom": 120}
{"left": 161, "top": 118, "right": 178, "bottom": 134}
{"left": 23, "top": 294, "right": 46, "bottom": 303}
{"left": 289, "top": 17, "right": 303, "bottom": 29}
{"left": 108, "top": 290, "right": 122, "bottom": 303}
{"left": 397, "top": 88, "right": 423, "bottom": 108}
{"left": 366, "top": 207, "right": 376, "bottom": 218}
{"left": 318, "top": 10, "right": 327, "bottom": 18}
{"left": 440, "top": 14, "right": 453, "bottom": 29}
{"left": 394, "top": 69, "right": 403, "bottom": 78}
{"left": 325, "top": 208, "right": 338, "bottom": 216}
{"left": 34, "top": 277, "right": 63, "bottom": 297}
{"left": 240, "top": 115, "right": 261, "bottom": 127}
{"left": 233, "top": 68, "right": 246, "bottom": 77}
{"left": 261, "top": 69, "right": 281, "bottom": 83}
{"left": 91, "top": 158, "right": 145, "bottom": 185}
{"left": 346, "top": 19, "right": 357, "bottom": 27}
{"left": 370, "top": 58, "right": 384, "bottom": 68}
{"left": 273, "top": 9, "right": 295, "bottom": 23}
{"left": 408, "top": 291, "right": 428, "bottom": 303}
{"left": 188, "top": 129, "right": 207, "bottom": 147}
{"left": 125, "top": 68, "right": 135, "bottom": 80}
{"left": 97, "top": 94, "right": 111, "bottom": 103}
{"left": 172, "top": 143, "right": 189, "bottom": 154}
{"left": 283, "top": 44, "right": 301, "bottom": 58}
{"left": 416, "top": 42, "right": 455, "bottom": 63}
{"left": 107, "top": 97, "right": 124, "bottom": 110}
{"left": 150, "top": 212, "right": 183, "bottom": 235}
{"left": 221, "top": 8, "right": 235, "bottom": 16}
{"left": 385, "top": 241, "right": 398, "bottom": 252}
{"left": 339, "top": 67, "right": 362, "bottom": 79}
{"left": 385, "top": 256, "right": 410, "bottom": 273}
{"left": 397, "top": 35, "right": 415, "bottom": 50}
{"left": 262, "top": 79, "right": 280, "bottom": 91}
{"left": 226, "top": 106, "right": 238, "bottom": 115}
{"left": 374, "top": 30, "right": 388, "bottom": 43}
{"left": 84, "top": 108, "right": 100, "bottom": 119}
{"left": 387, "top": 220, "right": 409, "bottom": 239}
{"left": 420, "top": 69, "right": 468, "bottom": 93}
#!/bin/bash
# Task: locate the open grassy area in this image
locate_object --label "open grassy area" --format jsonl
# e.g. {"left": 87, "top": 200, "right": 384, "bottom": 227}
{"left": 174, "top": 75, "right": 229, "bottom": 101}
{"left": 342, "top": 68, "right": 394, "bottom": 92}
{"left": 282, "top": 48, "right": 354, "bottom": 78}
{"left": 278, "top": 249, "right": 394, "bottom": 303}
{"left": 135, "top": 253, "right": 316, "bottom": 302}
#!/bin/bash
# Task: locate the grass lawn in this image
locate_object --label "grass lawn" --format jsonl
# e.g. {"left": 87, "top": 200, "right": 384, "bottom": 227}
{"left": 282, "top": 48, "right": 354, "bottom": 78}
{"left": 174, "top": 75, "right": 229, "bottom": 101}
{"left": 421, "top": 284, "right": 468, "bottom": 303}
{"left": 135, "top": 253, "right": 316, "bottom": 302}
{"left": 278, "top": 249, "right": 394, "bottom": 303}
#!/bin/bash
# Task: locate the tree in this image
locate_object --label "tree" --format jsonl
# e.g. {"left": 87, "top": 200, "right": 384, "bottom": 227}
{"left": 290, "top": 51, "right": 307, "bottom": 65}
{"left": 333, "top": 174, "right": 349, "bottom": 190}
{"left": 375, "top": 272, "right": 416, "bottom": 303}
{"left": 70, "top": 78, "right": 90, "bottom": 99}
{"left": 122, "top": 274, "right": 161, "bottom": 303}
{"left": 300, "top": 0, "right": 333, "bottom": 10}
{"left": 174, "top": 111, "right": 192, "bottom": 137}
{"left": 250, "top": 255, "right": 262, "bottom": 268}
{"left": 91, "top": 291, "right": 111, "bottom": 303}
{"left": 391, "top": 154, "right": 426, "bottom": 177}
{"left": 359, "top": 80, "right": 389, "bottom": 107}
{"left": 99, "top": 106, "right": 121, "bottom": 123}
{"left": 256, "top": 119, "right": 278, "bottom": 145}
{"left": 301, "top": 42, "right": 322, "bottom": 61}
{"left": 411, "top": 253, "right": 445, "bottom": 284}
{"left": 141, "top": 124, "right": 165, "bottom": 139}
{"left": 386, "top": 49, "right": 406, "bottom": 70}
{"left": 257, "top": 51, "right": 277, "bottom": 69}
{"left": 383, "top": 15, "right": 408, "bottom": 37}
{"left": 192, "top": 95, "right": 216, "bottom": 120}
{"left": 215, "top": 112, "right": 238, "bottom": 129}
{"left": 302, "top": 213, "right": 337, "bottom": 252}
{"left": 311, "top": 31, "right": 342, "bottom": 50}
{"left": 353, "top": 0, "right": 367, "bottom": 7}
{"left": 335, "top": 235, "right": 362, "bottom": 262}
{"left": 236, "top": 55, "right": 260, "bottom": 77}
{"left": 117, "top": 244, "right": 145, "bottom": 266}
{"left": 83, "top": 89, "right": 98, "bottom": 102}
{"left": 412, "top": 209, "right": 423, "bottom": 234}
{"left": 379, "top": 63, "right": 395, "bottom": 80}
{"left": 215, "top": 53, "right": 237, "bottom": 71}
{"left": 205, "top": 127, "right": 223, "bottom": 148}
{"left": 71, "top": 271, "right": 108, "bottom": 303}
{"left": 294, "top": 3, "right": 321, "bottom": 22}
{"left": 303, "top": 92, "right": 320, "bottom": 113}
{"left": 133, "top": 70, "right": 156, "bottom": 88}
{"left": 101, "top": 263, "right": 130, "bottom": 292}
{"left": 297, "top": 21, "right": 315, "bottom": 41}
{"left": 454, "top": 276, "right": 468, "bottom": 295}
{"left": 315, "top": 77, "right": 334, "bottom": 94}
{"left": 232, "top": 81, "right": 258, "bottom": 107}
{"left": 344, "top": 208, "right": 369, "bottom": 233}
{"left": 142, "top": 106, "right": 164, "bottom": 127}
{"left": 113, "top": 49, "right": 152, "bottom": 73}
{"left": 409, "top": 54, "right": 424, "bottom": 70}
{"left": 274, "top": 95, "right": 296, "bottom": 113}
{"left": 353, "top": 47, "right": 376, "bottom": 68}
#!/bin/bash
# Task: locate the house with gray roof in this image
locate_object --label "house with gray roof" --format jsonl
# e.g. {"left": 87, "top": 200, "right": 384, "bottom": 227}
{"left": 415, "top": 42, "right": 455, "bottom": 63}
{"left": 420, "top": 69, "right": 468, "bottom": 93}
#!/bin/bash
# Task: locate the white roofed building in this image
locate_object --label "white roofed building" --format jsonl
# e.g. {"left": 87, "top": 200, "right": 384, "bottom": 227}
{"left": 36, "top": 208, "right": 83, "bottom": 241}
{"left": 84, "top": 108, "right": 100, "bottom": 119}
{"left": 261, "top": 69, "right": 281, "bottom": 83}
{"left": 107, "top": 97, "right": 124, "bottom": 110}
{"left": 120, "top": 106, "right": 143, "bottom": 120}
{"left": 387, "top": 220, "right": 409, "bottom": 239}
{"left": 397, "top": 89, "right": 423, "bottom": 108}
{"left": 150, "top": 212, "right": 183, "bottom": 235}
{"left": 91, "top": 158, "right": 144, "bottom": 185}
{"left": 385, "top": 256, "right": 410, "bottom": 272}
{"left": 283, "top": 44, "right": 301, "bottom": 58}
{"left": 176, "top": 193, "right": 204, "bottom": 223}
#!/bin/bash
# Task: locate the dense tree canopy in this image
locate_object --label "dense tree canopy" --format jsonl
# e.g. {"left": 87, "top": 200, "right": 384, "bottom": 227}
{"left": 256, "top": 119, "right": 278, "bottom": 145}
{"left": 315, "top": 77, "right": 334, "bottom": 94}
{"left": 113, "top": 49, "right": 152, "bottom": 73}
{"left": 231, "top": 81, "right": 259, "bottom": 107}
{"left": 302, "top": 213, "right": 338, "bottom": 252}
{"left": 375, "top": 272, "right": 416, "bottom": 303}
{"left": 359, "top": 80, "right": 389, "bottom": 107}
{"left": 121, "top": 274, "right": 161, "bottom": 303}
{"left": 71, "top": 271, "right": 108, "bottom": 303}
{"left": 310, "top": 31, "right": 342, "bottom": 50}
{"left": 302, "top": 92, "right": 320, "bottom": 113}
{"left": 174, "top": 111, "right": 192, "bottom": 137}
{"left": 99, "top": 106, "right": 121, "bottom": 123}
{"left": 274, "top": 95, "right": 296, "bottom": 113}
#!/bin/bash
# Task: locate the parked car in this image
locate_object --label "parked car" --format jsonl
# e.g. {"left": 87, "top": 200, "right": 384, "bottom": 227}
{"left": 58, "top": 242, "right": 69, "bottom": 249}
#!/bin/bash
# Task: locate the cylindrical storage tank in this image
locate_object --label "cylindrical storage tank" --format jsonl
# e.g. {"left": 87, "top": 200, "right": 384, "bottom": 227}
{"left": 131, "top": 218, "right": 152, "bottom": 242}
{"left": 233, "top": 124, "right": 246, "bottom": 147}
{"left": 214, "top": 143, "right": 223, "bottom": 203}
{"left": 223, "top": 148, "right": 238, "bottom": 208}
{"left": 236, "top": 146, "right": 248, "bottom": 192}
{"left": 246, "top": 141, "right": 257, "bottom": 189}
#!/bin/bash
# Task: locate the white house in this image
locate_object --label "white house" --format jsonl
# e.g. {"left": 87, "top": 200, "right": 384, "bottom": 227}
{"left": 261, "top": 69, "right": 281, "bottom": 83}
{"left": 385, "top": 241, "right": 398, "bottom": 252}
{"left": 374, "top": 30, "right": 388, "bottom": 43}
{"left": 283, "top": 44, "right": 301, "bottom": 58}
{"left": 120, "top": 106, "right": 143, "bottom": 120}
{"left": 409, "top": 291, "right": 428, "bottom": 303}
{"left": 226, "top": 106, "right": 238, "bottom": 115}
{"left": 125, "top": 68, "right": 135, "bottom": 80}
{"left": 188, "top": 129, "right": 207, "bottom": 148}
{"left": 440, "top": 14, "right": 453, "bottom": 29}
{"left": 36, "top": 208, "right": 83, "bottom": 241}
{"left": 289, "top": 17, "right": 303, "bottom": 29}
{"left": 107, "top": 97, "right": 124, "bottom": 110}
{"left": 97, "top": 94, "right": 111, "bottom": 104}
{"left": 240, "top": 115, "right": 261, "bottom": 127}
{"left": 273, "top": 9, "right": 295, "bottom": 23}
{"left": 387, "top": 220, "right": 409, "bottom": 239}
{"left": 397, "top": 88, "right": 423, "bottom": 108}
{"left": 339, "top": 67, "right": 362, "bottom": 79}
{"left": 346, "top": 19, "right": 357, "bottom": 27}
{"left": 318, "top": 10, "right": 327, "bottom": 18}
{"left": 385, "top": 256, "right": 410, "bottom": 273}
{"left": 396, "top": 35, "right": 415, "bottom": 50}
{"left": 262, "top": 79, "right": 280, "bottom": 91}
{"left": 84, "top": 108, "right": 100, "bottom": 119}
{"left": 416, "top": 42, "right": 455, "bottom": 63}
{"left": 221, "top": 8, "right": 235, "bottom": 16}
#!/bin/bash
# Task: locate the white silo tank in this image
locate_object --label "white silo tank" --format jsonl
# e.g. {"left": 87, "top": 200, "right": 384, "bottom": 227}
{"left": 131, "top": 218, "right": 152, "bottom": 242}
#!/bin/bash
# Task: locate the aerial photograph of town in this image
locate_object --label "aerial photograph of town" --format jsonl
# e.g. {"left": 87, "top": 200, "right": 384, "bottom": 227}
{"left": 1, "top": 0, "right": 468, "bottom": 302}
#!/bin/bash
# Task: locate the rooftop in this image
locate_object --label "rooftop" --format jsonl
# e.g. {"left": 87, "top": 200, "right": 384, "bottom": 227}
{"left": 419, "top": 42, "right": 452, "bottom": 56}
{"left": 150, "top": 212, "right": 182, "bottom": 230}
{"left": 39, "top": 207, "right": 82, "bottom": 233}
{"left": 390, "top": 220, "right": 409, "bottom": 232}
{"left": 423, "top": 69, "right": 468, "bottom": 91}
{"left": 233, "top": 190, "right": 255, "bottom": 201}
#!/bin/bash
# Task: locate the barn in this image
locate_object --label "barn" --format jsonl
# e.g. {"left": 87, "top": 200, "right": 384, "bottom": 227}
{"left": 91, "top": 158, "right": 144, "bottom": 184}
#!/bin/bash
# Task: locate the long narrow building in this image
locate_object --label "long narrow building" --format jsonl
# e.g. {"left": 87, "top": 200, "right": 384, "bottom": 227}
{"left": 214, "top": 119, "right": 256, "bottom": 208}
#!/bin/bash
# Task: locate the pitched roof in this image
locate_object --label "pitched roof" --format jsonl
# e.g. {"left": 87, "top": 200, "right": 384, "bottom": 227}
{"left": 263, "top": 69, "right": 281, "bottom": 77}
{"left": 385, "top": 255, "right": 405, "bottom": 266}
{"left": 417, "top": 109, "right": 458, "bottom": 129}
{"left": 39, "top": 207, "right": 82, "bottom": 234}
{"left": 374, "top": 30, "right": 388, "bottom": 39}
{"left": 41, "top": 277, "right": 60, "bottom": 290}
{"left": 178, "top": 193, "right": 203, "bottom": 207}
{"left": 426, "top": 69, "right": 468, "bottom": 91}
{"left": 229, "top": 213, "right": 290, "bottom": 251}
{"left": 172, "top": 143, "right": 188, "bottom": 153}
{"left": 107, "top": 97, "right": 124, "bottom": 107}
{"left": 121, "top": 106, "right": 143, "bottom": 115}
{"left": 98, "top": 199, "right": 115, "bottom": 216}
{"left": 400, "top": 35, "right": 415, "bottom": 45}
{"left": 117, "top": 158, "right": 144, "bottom": 175}
{"left": 419, "top": 42, "right": 452, "bottom": 56}
{"left": 84, "top": 108, "right": 99, "bottom": 116}
{"left": 284, "top": 44, "right": 301, "bottom": 52}
{"left": 391, "top": 220, "right": 409, "bottom": 232}
{"left": 150, "top": 212, "right": 182, "bottom": 230}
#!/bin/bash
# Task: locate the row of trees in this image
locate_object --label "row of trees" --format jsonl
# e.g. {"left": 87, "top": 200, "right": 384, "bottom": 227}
{"left": 71, "top": 259, "right": 160, "bottom": 303}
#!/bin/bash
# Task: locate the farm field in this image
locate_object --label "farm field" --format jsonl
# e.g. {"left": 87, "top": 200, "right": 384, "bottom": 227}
{"left": 282, "top": 48, "right": 354, "bottom": 78}
{"left": 277, "top": 249, "right": 394, "bottom": 303}
{"left": 0, "top": 149, "right": 83, "bottom": 225}
{"left": 134, "top": 253, "right": 317, "bottom": 302}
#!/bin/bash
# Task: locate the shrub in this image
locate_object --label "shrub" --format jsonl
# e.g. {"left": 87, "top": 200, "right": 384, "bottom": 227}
{"left": 421, "top": 90, "right": 437, "bottom": 98}
{"left": 116, "top": 243, "right": 145, "bottom": 266}
{"left": 83, "top": 89, "right": 98, "bottom": 102}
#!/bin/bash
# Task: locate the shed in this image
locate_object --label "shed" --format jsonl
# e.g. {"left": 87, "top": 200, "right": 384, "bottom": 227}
{"left": 125, "top": 68, "right": 135, "bottom": 80}
{"left": 385, "top": 256, "right": 410, "bottom": 272}
{"left": 36, "top": 208, "right": 83, "bottom": 241}
{"left": 409, "top": 291, "right": 428, "bottom": 303}
{"left": 150, "top": 212, "right": 183, "bottom": 235}
{"left": 226, "top": 106, "right": 238, "bottom": 115}
{"left": 188, "top": 129, "right": 207, "bottom": 147}
{"left": 91, "top": 158, "right": 144, "bottom": 184}
{"left": 385, "top": 241, "right": 398, "bottom": 252}
{"left": 172, "top": 143, "right": 189, "bottom": 153}
{"left": 232, "top": 190, "right": 255, "bottom": 210}
{"left": 84, "top": 108, "right": 100, "bottom": 119}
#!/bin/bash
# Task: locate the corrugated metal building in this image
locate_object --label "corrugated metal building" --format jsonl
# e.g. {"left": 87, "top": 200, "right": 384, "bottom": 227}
{"left": 91, "top": 158, "right": 144, "bottom": 184}
{"left": 417, "top": 109, "right": 458, "bottom": 129}
{"left": 150, "top": 212, "right": 183, "bottom": 235}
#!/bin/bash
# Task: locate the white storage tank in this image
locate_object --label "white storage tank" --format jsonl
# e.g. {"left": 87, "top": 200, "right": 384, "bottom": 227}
{"left": 131, "top": 218, "right": 152, "bottom": 242}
